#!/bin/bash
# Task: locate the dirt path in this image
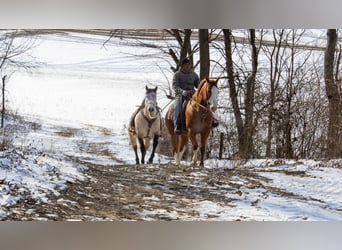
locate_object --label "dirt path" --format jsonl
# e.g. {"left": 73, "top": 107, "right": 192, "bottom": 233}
{"left": 9, "top": 160, "right": 270, "bottom": 221}
{"left": 5, "top": 121, "right": 341, "bottom": 221}
{"left": 8, "top": 152, "right": 314, "bottom": 221}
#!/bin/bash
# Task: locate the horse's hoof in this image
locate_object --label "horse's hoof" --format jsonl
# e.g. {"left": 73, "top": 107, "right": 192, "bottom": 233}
{"left": 212, "top": 121, "right": 219, "bottom": 128}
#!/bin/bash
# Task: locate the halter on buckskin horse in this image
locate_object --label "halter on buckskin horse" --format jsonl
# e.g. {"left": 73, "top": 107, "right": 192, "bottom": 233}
{"left": 128, "top": 86, "right": 161, "bottom": 164}
{"left": 165, "top": 78, "right": 219, "bottom": 166}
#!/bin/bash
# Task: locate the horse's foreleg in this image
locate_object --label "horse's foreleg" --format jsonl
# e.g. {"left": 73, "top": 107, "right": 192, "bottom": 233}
{"left": 192, "top": 148, "right": 199, "bottom": 166}
{"left": 133, "top": 145, "right": 140, "bottom": 164}
{"left": 138, "top": 137, "right": 146, "bottom": 164}
{"left": 148, "top": 135, "right": 159, "bottom": 164}
{"left": 174, "top": 135, "right": 187, "bottom": 166}
{"left": 175, "top": 149, "right": 185, "bottom": 165}
{"left": 174, "top": 141, "right": 183, "bottom": 166}
{"left": 175, "top": 152, "right": 181, "bottom": 165}
{"left": 199, "top": 146, "right": 205, "bottom": 167}
{"left": 189, "top": 133, "right": 199, "bottom": 166}
{"left": 129, "top": 132, "right": 140, "bottom": 164}
{"left": 169, "top": 132, "right": 180, "bottom": 165}
{"left": 174, "top": 135, "right": 180, "bottom": 165}
{"left": 199, "top": 131, "right": 211, "bottom": 167}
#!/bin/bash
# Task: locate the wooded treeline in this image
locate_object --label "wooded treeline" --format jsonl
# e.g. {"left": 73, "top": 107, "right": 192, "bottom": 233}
{"left": 118, "top": 29, "right": 341, "bottom": 159}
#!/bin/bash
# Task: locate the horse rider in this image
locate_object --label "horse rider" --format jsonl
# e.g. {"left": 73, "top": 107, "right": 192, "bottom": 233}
{"left": 173, "top": 58, "right": 219, "bottom": 134}
{"left": 172, "top": 58, "right": 200, "bottom": 134}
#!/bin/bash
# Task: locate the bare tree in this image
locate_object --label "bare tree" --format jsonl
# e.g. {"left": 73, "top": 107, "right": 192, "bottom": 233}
{"left": 164, "top": 29, "right": 194, "bottom": 71}
{"left": 263, "top": 29, "right": 285, "bottom": 157}
{"left": 223, "top": 29, "right": 243, "bottom": 157}
{"left": 199, "top": 29, "right": 210, "bottom": 79}
{"left": 1, "top": 75, "right": 7, "bottom": 128}
{"left": 243, "top": 29, "right": 259, "bottom": 158}
{"left": 222, "top": 29, "right": 261, "bottom": 159}
{"left": 291, "top": 57, "right": 327, "bottom": 158}
{"left": 259, "top": 29, "right": 322, "bottom": 158}
{"left": 324, "top": 29, "right": 342, "bottom": 158}
{"left": 0, "top": 30, "right": 40, "bottom": 128}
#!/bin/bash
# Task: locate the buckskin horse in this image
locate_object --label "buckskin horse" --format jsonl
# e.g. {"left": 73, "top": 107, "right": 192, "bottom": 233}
{"left": 165, "top": 78, "right": 219, "bottom": 167}
{"left": 128, "top": 86, "right": 161, "bottom": 164}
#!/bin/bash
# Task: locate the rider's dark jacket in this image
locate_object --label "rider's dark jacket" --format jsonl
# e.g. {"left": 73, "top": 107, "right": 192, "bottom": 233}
{"left": 172, "top": 69, "right": 199, "bottom": 95}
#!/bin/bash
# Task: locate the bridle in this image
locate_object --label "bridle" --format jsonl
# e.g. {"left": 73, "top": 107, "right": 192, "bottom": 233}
{"left": 189, "top": 82, "right": 217, "bottom": 113}
{"left": 141, "top": 91, "right": 161, "bottom": 138}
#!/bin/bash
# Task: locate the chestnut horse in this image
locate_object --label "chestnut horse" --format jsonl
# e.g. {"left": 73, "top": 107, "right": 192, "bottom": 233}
{"left": 128, "top": 86, "right": 161, "bottom": 164}
{"left": 165, "top": 78, "right": 219, "bottom": 166}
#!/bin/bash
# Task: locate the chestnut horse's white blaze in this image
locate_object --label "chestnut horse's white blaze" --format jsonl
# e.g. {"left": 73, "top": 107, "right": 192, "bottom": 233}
{"left": 208, "top": 85, "right": 219, "bottom": 112}
{"left": 128, "top": 86, "right": 161, "bottom": 164}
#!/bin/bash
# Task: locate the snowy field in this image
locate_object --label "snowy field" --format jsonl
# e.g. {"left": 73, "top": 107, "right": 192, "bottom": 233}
{"left": 1, "top": 31, "right": 342, "bottom": 220}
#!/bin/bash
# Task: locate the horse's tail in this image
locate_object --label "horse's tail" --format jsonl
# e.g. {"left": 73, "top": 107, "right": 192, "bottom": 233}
{"left": 165, "top": 107, "right": 175, "bottom": 152}
{"left": 157, "top": 106, "right": 164, "bottom": 135}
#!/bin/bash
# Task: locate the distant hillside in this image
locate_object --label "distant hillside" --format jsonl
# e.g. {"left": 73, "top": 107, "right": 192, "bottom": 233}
{"left": 16, "top": 29, "right": 327, "bottom": 51}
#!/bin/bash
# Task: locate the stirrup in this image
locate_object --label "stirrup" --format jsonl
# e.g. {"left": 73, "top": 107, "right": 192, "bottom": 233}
{"left": 174, "top": 124, "right": 181, "bottom": 134}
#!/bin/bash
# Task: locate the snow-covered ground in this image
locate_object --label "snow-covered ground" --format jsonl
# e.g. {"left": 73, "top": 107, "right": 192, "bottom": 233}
{"left": 1, "top": 31, "right": 342, "bottom": 220}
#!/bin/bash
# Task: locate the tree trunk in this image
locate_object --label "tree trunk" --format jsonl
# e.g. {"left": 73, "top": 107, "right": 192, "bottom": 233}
{"left": 223, "top": 29, "right": 244, "bottom": 158}
{"left": 167, "top": 29, "right": 193, "bottom": 71}
{"left": 266, "top": 29, "right": 284, "bottom": 157}
{"left": 284, "top": 31, "right": 296, "bottom": 159}
{"left": 182, "top": 29, "right": 193, "bottom": 63}
{"left": 1, "top": 75, "right": 6, "bottom": 128}
{"left": 199, "top": 29, "right": 210, "bottom": 79}
{"left": 223, "top": 29, "right": 259, "bottom": 159}
{"left": 243, "top": 29, "right": 258, "bottom": 158}
{"left": 324, "top": 29, "right": 342, "bottom": 158}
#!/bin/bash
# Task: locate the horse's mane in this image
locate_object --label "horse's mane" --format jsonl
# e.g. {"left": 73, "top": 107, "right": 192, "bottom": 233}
{"left": 192, "top": 78, "right": 207, "bottom": 100}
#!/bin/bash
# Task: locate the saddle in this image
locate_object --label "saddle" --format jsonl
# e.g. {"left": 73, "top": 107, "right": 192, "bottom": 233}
{"left": 176, "top": 93, "right": 219, "bottom": 131}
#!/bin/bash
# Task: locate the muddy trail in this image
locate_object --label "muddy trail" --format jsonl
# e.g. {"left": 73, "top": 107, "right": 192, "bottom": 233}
{"left": 5, "top": 121, "right": 341, "bottom": 221}
{"left": 8, "top": 160, "right": 275, "bottom": 221}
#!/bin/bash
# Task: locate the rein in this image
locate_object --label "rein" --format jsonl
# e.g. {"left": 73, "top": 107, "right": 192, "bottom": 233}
{"left": 189, "top": 98, "right": 211, "bottom": 112}
{"left": 142, "top": 112, "right": 157, "bottom": 127}
{"left": 189, "top": 79, "right": 213, "bottom": 112}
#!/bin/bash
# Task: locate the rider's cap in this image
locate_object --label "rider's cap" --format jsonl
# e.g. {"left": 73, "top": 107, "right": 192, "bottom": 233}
{"left": 181, "top": 58, "right": 190, "bottom": 66}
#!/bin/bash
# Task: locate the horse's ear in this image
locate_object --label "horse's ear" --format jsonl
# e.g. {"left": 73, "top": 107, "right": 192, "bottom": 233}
{"left": 208, "top": 78, "right": 218, "bottom": 86}
{"left": 154, "top": 86, "right": 158, "bottom": 92}
{"left": 145, "top": 85, "right": 148, "bottom": 91}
